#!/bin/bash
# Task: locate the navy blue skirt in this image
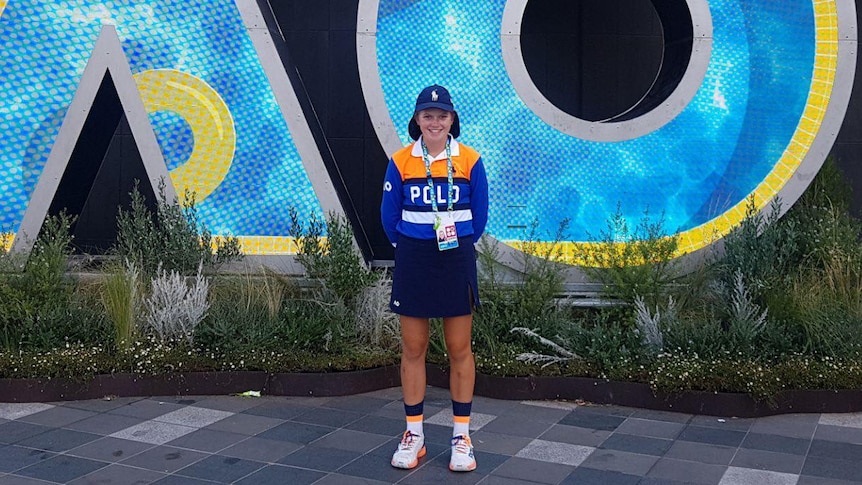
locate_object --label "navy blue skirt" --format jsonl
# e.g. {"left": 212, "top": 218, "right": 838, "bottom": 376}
{"left": 390, "top": 236, "right": 479, "bottom": 318}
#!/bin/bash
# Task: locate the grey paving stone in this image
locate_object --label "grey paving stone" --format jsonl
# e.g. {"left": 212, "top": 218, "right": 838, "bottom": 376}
{"left": 802, "top": 455, "right": 862, "bottom": 482}
{"left": 147, "top": 397, "right": 200, "bottom": 406}
{"left": 219, "top": 436, "right": 302, "bottom": 463}
{"left": 66, "top": 463, "right": 166, "bottom": 484}
{"left": 664, "top": 440, "right": 737, "bottom": 465}
{"left": 66, "top": 436, "right": 153, "bottom": 463}
{"left": 18, "top": 406, "right": 96, "bottom": 428}
{"left": 313, "top": 473, "right": 391, "bottom": 485}
{"left": 514, "top": 439, "right": 594, "bottom": 467}
{"left": 59, "top": 397, "right": 142, "bottom": 413}
{"left": 576, "top": 405, "right": 635, "bottom": 417}
{"left": 425, "top": 409, "right": 496, "bottom": 431}
{"left": 615, "top": 417, "right": 685, "bottom": 439}
{"left": 358, "top": 386, "right": 403, "bottom": 401}
{"left": 17, "top": 428, "right": 101, "bottom": 452}
{"left": 152, "top": 475, "right": 214, "bottom": 484}
{"left": 630, "top": 409, "right": 693, "bottom": 424}
{"left": 234, "top": 464, "right": 326, "bottom": 485}
{"left": 0, "top": 474, "right": 57, "bottom": 484}
{"left": 189, "top": 396, "right": 262, "bottom": 413}
{"left": 490, "top": 456, "right": 576, "bottom": 484}
{"left": 0, "top": 403, "right": 54, "bottom": 421}
{"left": 730, "top": 448, "right": 805, "bottom": 474}
{"left": 599, "top": 433, "right": 673, "bottom": 456}
{"left": 107, "top": 400, "right": 184, "bottom": 420}
{"left": 344, "top": 414, "right": 405, "bottom": 437}
{"left": 579, "top": 448, "right": 659, "bottom": 475}
{"left": 470, "top": 430, "right": 533, "bottom": 456}
{"left": 819, "top": 413, "right": 862, "bottom": 429}
{"left": 291, "top": 406, "right": 365, "bottom": 428}
{"left": 798, "top": 476, "right": 862, "bottom": 485}
{"left": 0, "top": 445, "right": 54, "bottom": 473}
{"left": 278, "top": 446, "right": 361, "bottom": 472}
{"left": 166, "top": 427, "right": 249, "bottom": 453}
{"left": 255, "top": 420, "right": 334, "bottom": 444}
{"left": 15, "top": 455, "right": 108, "bottom": 483}
{"left": 559, "top": 410, "right": 626, "bottom": 431}
{"left": 479, "top": 476, "right": 549, "bottom": 485}
{"left": 538, "top": 423, "right": 612, "bottom": 447}
{"left": 503, "top": 402, "right": 570, "bottom": 423}
{"left": 0, "top": 420, "right": 51, "bottom": 445}
{"left": 422, "top": 421, "right": 464, "bottom": 446}
{"left": 814, "top": 424, "right": 862, "bottom": 445}
{"left": 153, "top": 406, "right": 233, "bottom": 428}
{"left": 119, "top": 445, "right": 208, "bottom": 473}
{"left": 310, "top": 429, "right": 391, "bottom": 453}
{"left": 400, "top": 460, "right": 486, "bottom": 484}
{"left": 718, "top": 466, "right": 800, "bottom": 485}
{"left": 741, "top": 432, "right": 810, "bottom": 455}
{"left": 65, "top": 412, "right": 146, "bottom": 435}
{"left": 203, "top": 411, "right": 283, "bottom": 436}
{"left": 175, "top": 454, "right": 266, "bottom": 483}
{"left": 638, "top": 478, "right": 699, "bottom": 485}
{"left": 646, "top": 457, "right": 727, "bottom": 484}
{"left": 110, "top": 420, "right": 198, "bottom": 445}
{"left": 241, "top": 401, "right": 312, "bottom": 420}
{"left": 689, "top": 415, "right": 754, "bottom": 431}
{"left": 560, "top": 467, "right": 641, "bottom": 485}
{"left": 677, "top": 425, "right": 746, "bottom": 447}
{"left": 809, "top": 439, "right": 862, "bottom": 461}
{"left": 321, "top": 395, "right": 393, "bottom": 414}
{"left": 749, "top": 415, "right": 819, "bottom": 439}
{"left": 477, "top": 414, "right": 552, "bottom": 439}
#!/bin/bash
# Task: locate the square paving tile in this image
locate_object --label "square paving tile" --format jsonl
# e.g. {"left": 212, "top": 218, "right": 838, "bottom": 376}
{"left": 65, "top": 412, "right": 146, "bottom": 435}
{"left": 490, "top": 456, "right": 576, "bottom": 484}
{"left": 0, "top": 445, "right": 54, "bottom": 473}
{"left": 677, "top": 425, "right": 746, "bottom": 447}
{"left": 66, "top": 463, "right": 166, "bottom": 484}
{"left": 538, "top": 423, "right": 611, "bottom": 447}
{"left": 813, "top": 424, "right": 862, "bottom": 445}
{"left": 0, "top": 420, "right": 51, "bottom": 445}
{"left": 425, "top": 409, "right": 497, "bottom": 432}
{"left": 560, "top": 467, "right": 641, "bottom": 485}
{"left": 477, "top": 415, "right": 552, "bottom": 439}
{"left": 729, "top": 448, "right": 804, "bottom": 474}
{"left": 0, "top": 476, "right": 52, "bottom": 485}
{"left": 255, "top": 420, "right": 334, "bottom": 444}
{"left": 219, "top": 436, "right": 302, "bottom": 463}
{"left": 66, "top": 436, "right": 153, "bottom": 463}
{"left": 234, "top": 464, "right": 326, "bottom": 485}
{"left": 18, "top": 406, "right": 96, "bottom": 428}
{"left": 646, "top": 457, "right": 728, "bottom": 484}
{"left": 291, "top": 407, "right": 365, "bottom": 428}
{"left": 16, "top": 428, "right": 101, "bottom": 452}
{"left": 741, "top": 432, "right": 810, "bottom": 456}
{"left": 309, "top": 429, "right": 391, "bottom": 453}
{"left": 615, "top": 417, "right": 686, "bottom": 439}
{"left": 0, "top": 403, "right": 54, "bottom": 421}
{"left": 241, "top": 401, "right": 311, "bottom": 420}
{"left": 514, "top": 439, "right": 594, "bottom": 466}
{"left": 344, "top": 414, "right": 404, "bottom": 437}
{"left": 110, "top": 420, "right": 198, "bottom": 445}
{"left": 559, "top": 410, "right": 626, "bottom": 431}
{"left": 190, "top": 396, "right": 263, "bottom": 413}
{"left": 599, "top": 433, "right": 673, "bottom": 456}
{"left": 175, "top": 454, "right": 266, "bottom": 483}
{"left": 819, "top": 413, "right": 862, "bottom": 429}
{"left": 809, "top": 439, "right": 862, "bottom": 461}
{"left": 663, "top": 440, "right": 737, "bottom": 465}
{"left": 59, "top": 397, "right": 142, "bottom": 413}
{"left": 278, "top": 446, "right": 362, "bottom": 472}
{"left": 313, "top": 473, "right": 391, "bottom": 484}
{"left": 204, "top": 412, "right": 283, "bottom": 436}
{"left": 120, "top": 445, "right": 208, "bottom": 474}
{"left": 152, "top": 475, "right": 215, "bottom": 484}
{"left": 153, "top": 406, "right": 233, "bottom": 428}
{"left": 107, "top": 400, "right": 184, "bottom": 420}
{"left": 797, "top": 476, "right": 862, "bottom": 485}
{"left": 579, "top": 448, "right": 659, "bottom": 475}
{"left": 321, "top": 395, "right": 393, "bottom": 414}
{"left": 802, "top": 455, "right": 862, "bottom": 482}
{"left": 630, "top": 409, "right": 693, "bottom": 424}
{"left": 470, "top": 430, "right": 533, "bottom": 456}
{"left": 718, "top": 466, "right": 799, "bottom": 485}
{"left": 15, "top": 454, "right": 108, "bottom": 483}
{"left": 503, "top": 403, "right": 570, "bottom": 423}
{"left": 689, "top": 416, "right": 754, "bottom": 431}
{"left": 166, "top": 427, "right": 248, "bottom": 453}
{"left": 749, "top": 415, "right": 819, "bottom": 439}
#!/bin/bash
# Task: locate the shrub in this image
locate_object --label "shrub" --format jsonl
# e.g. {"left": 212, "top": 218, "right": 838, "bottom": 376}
{"left": 142, "top": 264, "right": 210, "bottom": 346}
{"left": 100, "top": 260, "right": 142, "bottom": 351}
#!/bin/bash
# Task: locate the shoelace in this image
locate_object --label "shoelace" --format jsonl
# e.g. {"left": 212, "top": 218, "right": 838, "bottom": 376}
{"left": 399, "top": 430, "right": 420, "bottom": 450}
{"left": 451, "top": 435, "right": 472, "bottom": 454}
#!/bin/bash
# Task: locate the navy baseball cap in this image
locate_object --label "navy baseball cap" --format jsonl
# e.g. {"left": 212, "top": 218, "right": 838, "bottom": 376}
{"left": 413, "top": 84, "right": 455, "bottom": 112}
{"left": 409, "top": 84, "right": 461, "bottom": 140}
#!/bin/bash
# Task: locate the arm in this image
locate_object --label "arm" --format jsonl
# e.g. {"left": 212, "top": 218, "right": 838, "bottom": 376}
{"left": 470, "top": 157, "right": 488, "bottom": 242}
{"left": 380, "top": 159, "right": 403, "bottom": 246}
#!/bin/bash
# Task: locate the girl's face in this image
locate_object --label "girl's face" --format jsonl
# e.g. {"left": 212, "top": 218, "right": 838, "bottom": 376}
{"left": 415, "top": 109, "right": 453, "bottom": 149}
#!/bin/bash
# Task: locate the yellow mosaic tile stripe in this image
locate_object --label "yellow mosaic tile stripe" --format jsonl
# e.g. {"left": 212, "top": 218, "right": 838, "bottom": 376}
{"left": 507, "top": 1, "right": 840, "bottom": 267}
{"left": 1, "top": 233, "right": 13, "bottom": 252}
{"left": 0, "top": 1, "right": 7, "bottom": 17}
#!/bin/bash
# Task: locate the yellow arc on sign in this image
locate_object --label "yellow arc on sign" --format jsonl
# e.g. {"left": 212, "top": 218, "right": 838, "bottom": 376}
{"left": 134, "top": 69, "right": 236, "bottom": 203}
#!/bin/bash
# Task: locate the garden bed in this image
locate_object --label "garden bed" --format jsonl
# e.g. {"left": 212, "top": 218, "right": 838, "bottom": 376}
{"left": 2, "top": 365, "right": 860, "bottom": 418}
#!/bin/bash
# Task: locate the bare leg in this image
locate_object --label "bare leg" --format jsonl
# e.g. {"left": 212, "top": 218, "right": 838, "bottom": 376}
{"left": 400, "top": 315, "right": 430, "bottom": 405}
{"left": 443, "top": 314, "right": 475, "bottom": 403}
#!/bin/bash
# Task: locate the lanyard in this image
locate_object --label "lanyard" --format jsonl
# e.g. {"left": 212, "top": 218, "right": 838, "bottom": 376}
{"left": 420, "top": 138, "right": 454, "bottom": 213}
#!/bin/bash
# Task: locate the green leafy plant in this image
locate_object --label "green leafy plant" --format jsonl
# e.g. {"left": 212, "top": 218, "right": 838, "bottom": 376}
{"left": 101, "top": 260, "right": 142, "bottom": 351}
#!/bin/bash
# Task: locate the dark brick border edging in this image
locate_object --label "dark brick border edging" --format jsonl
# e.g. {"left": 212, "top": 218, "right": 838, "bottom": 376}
{"left": 1, "top": 366, "right": 860, "bottom": 418}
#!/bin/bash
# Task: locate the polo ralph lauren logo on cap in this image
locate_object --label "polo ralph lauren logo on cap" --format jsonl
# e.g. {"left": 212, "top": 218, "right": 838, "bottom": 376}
{"left": 431, "top": 90, "right": 438, "bottom": 101}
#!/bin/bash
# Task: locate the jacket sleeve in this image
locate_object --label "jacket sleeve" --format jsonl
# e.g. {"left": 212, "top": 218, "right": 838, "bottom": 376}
{"left": 470, "top": 157, "right": 489, "bottom": 242}
{"left": 380, "top": 159, "right": 403, "bottom": 246}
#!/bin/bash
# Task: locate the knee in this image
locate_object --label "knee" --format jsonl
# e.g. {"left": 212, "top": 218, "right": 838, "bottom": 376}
{"left": 447, "top": 342, "right": 473, "bottom": 364}
{"left": 402, "top": 341, "right": 428, "bottom": 361}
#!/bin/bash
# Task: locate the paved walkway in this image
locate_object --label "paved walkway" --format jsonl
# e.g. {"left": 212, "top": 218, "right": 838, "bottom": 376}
{"left": 1, "top": 386, "right": 861, "bottom": 484}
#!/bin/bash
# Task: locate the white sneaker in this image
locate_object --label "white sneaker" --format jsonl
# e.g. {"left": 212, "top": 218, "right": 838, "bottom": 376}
{"left": 449, "top": 434, "right": 477, "bottom": 472}
{"left": 391, "top": 430, "right": 426, "bottom": 469}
